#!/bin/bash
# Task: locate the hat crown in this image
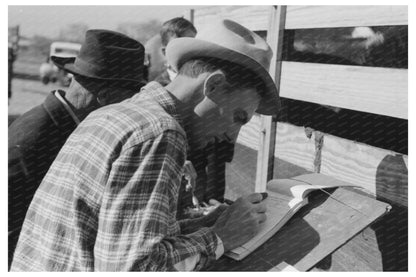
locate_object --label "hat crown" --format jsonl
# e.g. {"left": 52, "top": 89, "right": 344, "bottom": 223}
{"left": 79, "top": 29, "right": 144, "bottom": 62}
{"left": 74, "top": 29, "right": 144, "bottom": 80}
{"left": 85, "top": 29, "right": 142, "bottom": 49}
{"left": 196, "top": 19, "right": 273, "bottom": 70}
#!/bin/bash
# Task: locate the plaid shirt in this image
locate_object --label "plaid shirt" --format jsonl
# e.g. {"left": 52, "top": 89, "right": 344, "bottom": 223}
{"left": 11, "top": 82, "right": 218, "bottom": 271}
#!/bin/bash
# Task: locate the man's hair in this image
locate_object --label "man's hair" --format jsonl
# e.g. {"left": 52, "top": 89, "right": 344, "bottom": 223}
{"left": 160, "top": 17, "right": 197, "bottom": 47}
{"left": 177, "top": 58, "right": 266, "bottom": 96}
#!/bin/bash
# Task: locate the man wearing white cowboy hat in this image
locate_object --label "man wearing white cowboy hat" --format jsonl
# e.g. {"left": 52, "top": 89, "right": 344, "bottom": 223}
{"left": 11, "top": 19, "right": 279, "bottom": 271}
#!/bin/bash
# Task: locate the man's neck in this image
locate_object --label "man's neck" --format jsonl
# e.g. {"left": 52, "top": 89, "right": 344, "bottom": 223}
{"left": 165, "top": 74, "right": 208, "bottom": 151}
{"left": 165, "top": 75, "right": 205, "bottom": 121}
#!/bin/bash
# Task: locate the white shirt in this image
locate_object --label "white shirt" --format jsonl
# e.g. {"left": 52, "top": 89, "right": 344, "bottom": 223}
{"left": 54, "top": 90, "right": 80, "bottom": 125}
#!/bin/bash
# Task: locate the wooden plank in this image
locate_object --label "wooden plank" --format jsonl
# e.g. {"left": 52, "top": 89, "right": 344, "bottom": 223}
{"left": 285, "top": 6, "right": 408, "bottom": 29}
{"left": 183, "top": 9, "right": 194, "bottom": 23}
{"left": 225, "top": 143, "right": 312, "bottom": 201}
{"left": 192, "top": 6, "right": 408, "bottom": 31}
{"left": 236, "top": 114, "right": 261, "bottom": 150}
{"left": 255, "top": 5, "right": 285, "bottom": 193}
{"left": 280, "top": 62, "right": 408, "bottom": 119}
{"left": 320, "top": 132, "right": 408, "bottom": 206}
{"left": 311, "top": 227, "right": 383, "bottom": 271}
{"left": 312, "top": 191, "right": 408, "bottom": 271}
{"left": 193, "top": 5, "right": 271, "bottom": 31}
{"left": 292, "top": 187, "right": 390, "bottom": 271}
{"left": 225, "top": 142, "right": 407, "bottom": 271}
{"left": 274, "top": 123, "right": 315, "bottom": 172}
{"left": 269, "top": 262, "right": 299, "bottom": 271}
{"left": 207, "top": 187, "right": 391, "bottom": 271}
{"left": 238, "top": 121, "right": 408, "bottom": 207}
{"left": 234, "top": 122, "right": 317, "bottom": 174}
{"left": 255, "top": 115, "right": 276, "bottom": 192}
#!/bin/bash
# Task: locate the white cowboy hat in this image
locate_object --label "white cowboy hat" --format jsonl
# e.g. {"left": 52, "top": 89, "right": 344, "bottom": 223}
{"left": 166, "top": 19, "right": 279, "bottom": 115}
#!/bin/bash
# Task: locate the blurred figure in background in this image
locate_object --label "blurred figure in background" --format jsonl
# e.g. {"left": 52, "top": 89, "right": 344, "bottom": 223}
{"left": 8, "top": 29, "right": 146, "bottom": 268}
{"left": 156, "top": 17, "right": 197, "bottom": 85}
{"left": 145, "top": 17, "right": 196, "bottom": 85}
{"left": 8, "top": 44, "right": 16, "bottom": 100}
{"left": 143, "top": 35, "right": 163, "bottom": 81}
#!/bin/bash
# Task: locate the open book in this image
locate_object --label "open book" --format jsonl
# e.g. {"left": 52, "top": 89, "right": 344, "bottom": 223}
{"left": 225, "top": 173, "right": 357, "bottom": 261}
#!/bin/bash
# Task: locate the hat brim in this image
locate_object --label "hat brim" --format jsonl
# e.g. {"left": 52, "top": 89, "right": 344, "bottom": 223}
{"left": 166, "top": 38, "right": 280, "bottom": 116}
{"left": 51, "top": 56, "right": 76, "bottom": 72}
{"left": 51, "top": 56, "right": 144, "bottom": 82}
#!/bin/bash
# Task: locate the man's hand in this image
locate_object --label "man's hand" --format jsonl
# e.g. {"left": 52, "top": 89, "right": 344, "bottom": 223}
{"left": 211, "top": 193, "right": 267, "bottom": 252}
{"left": 180, "top": 199, "right": 228, "bottom": 234}
{"left": 200, "top": 200, "right": 228, "bottom": 227}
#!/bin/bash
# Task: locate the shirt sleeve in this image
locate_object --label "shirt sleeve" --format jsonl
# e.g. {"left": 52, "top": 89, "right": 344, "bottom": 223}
{"left": 173, "top": 234, "right": 224, "bottom": 271}
{"left": 94, "top": 129, "right": 218, "bottom": 271}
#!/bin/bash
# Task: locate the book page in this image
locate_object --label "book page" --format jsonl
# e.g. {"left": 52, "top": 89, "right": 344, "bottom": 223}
{"left": 228, "top": 193, "right": 306, "bottom": 257}
{"left": 267, "top": 179, "right": 305, "bottom": 198}
{"left": 226, "top": 174, "right": 358, "bottom": 260}
{"left": 268, "top": 173, "right": 357, "bottom": 203}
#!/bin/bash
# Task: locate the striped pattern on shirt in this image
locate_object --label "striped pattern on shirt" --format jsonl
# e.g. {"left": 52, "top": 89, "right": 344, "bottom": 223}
{"left": 11, "top": 82, "right": 218, "bottom": 271}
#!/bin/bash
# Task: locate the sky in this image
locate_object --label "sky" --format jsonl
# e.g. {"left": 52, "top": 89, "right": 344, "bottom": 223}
{"left": 8, "top": 5, "right": 197, "bottom": 38}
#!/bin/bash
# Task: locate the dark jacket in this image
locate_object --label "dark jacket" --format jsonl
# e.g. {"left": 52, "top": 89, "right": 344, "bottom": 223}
{"left": 8, "top": 90, "right": 77, "bottom": 267}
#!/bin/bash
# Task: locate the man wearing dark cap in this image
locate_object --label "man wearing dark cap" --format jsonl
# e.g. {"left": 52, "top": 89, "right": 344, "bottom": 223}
{"left": 8, "top": 29, "right": 146, "bottom": 268}
{"left": 11, "top": 20, "right": 279, "bottom": 271}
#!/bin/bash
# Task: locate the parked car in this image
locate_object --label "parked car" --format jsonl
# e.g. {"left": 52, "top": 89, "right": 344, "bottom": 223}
{"left": 39, "top": 42, "right": 81, "bottom": 86}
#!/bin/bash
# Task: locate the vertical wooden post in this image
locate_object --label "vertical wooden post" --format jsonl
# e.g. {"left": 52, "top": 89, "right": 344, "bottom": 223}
{"left": 255, "top": 5, "right": 286, "bottom": 192}
{"left": 185, "top": 9, "right": 195, "bottom": 24}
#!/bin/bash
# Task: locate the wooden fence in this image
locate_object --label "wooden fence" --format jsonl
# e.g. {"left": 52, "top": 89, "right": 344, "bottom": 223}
{"left": 188, "top": 5, "right": 408, "bottom": 271}
{"left": 189, "top": 5, "right": 408, "bottom": 205}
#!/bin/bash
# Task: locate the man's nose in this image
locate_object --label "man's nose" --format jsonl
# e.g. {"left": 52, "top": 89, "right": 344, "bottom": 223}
{"left": 224, "top": 125, "right": 241, "bottom": 144}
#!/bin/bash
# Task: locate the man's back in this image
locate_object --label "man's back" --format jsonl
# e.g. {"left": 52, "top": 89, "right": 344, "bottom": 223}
{"left": 11, "top": 83, "right": 188, "bottom": 271}
{"left": 8, "top": 91, "right": 78, "bottom": 267}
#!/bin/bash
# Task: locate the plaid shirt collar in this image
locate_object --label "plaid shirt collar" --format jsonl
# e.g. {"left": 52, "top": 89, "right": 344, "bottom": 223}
{"left": 138, "top": 81, "right": 185, "bottom": 132}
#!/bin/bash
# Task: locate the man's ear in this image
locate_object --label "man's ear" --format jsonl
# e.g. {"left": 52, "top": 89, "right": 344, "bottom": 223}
{"left": 203, "top": 71, "right": 226, "bottom": 100}
{"left": 96, "top": 90, "right": 107, "bottom": 106}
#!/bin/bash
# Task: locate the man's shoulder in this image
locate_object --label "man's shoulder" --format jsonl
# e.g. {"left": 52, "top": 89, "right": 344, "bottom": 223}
{"left": 84, "top": 96, "right": 185, "bottom": 145}
{"left": 9, "top": 93, "right": 59, "bottom": 143}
